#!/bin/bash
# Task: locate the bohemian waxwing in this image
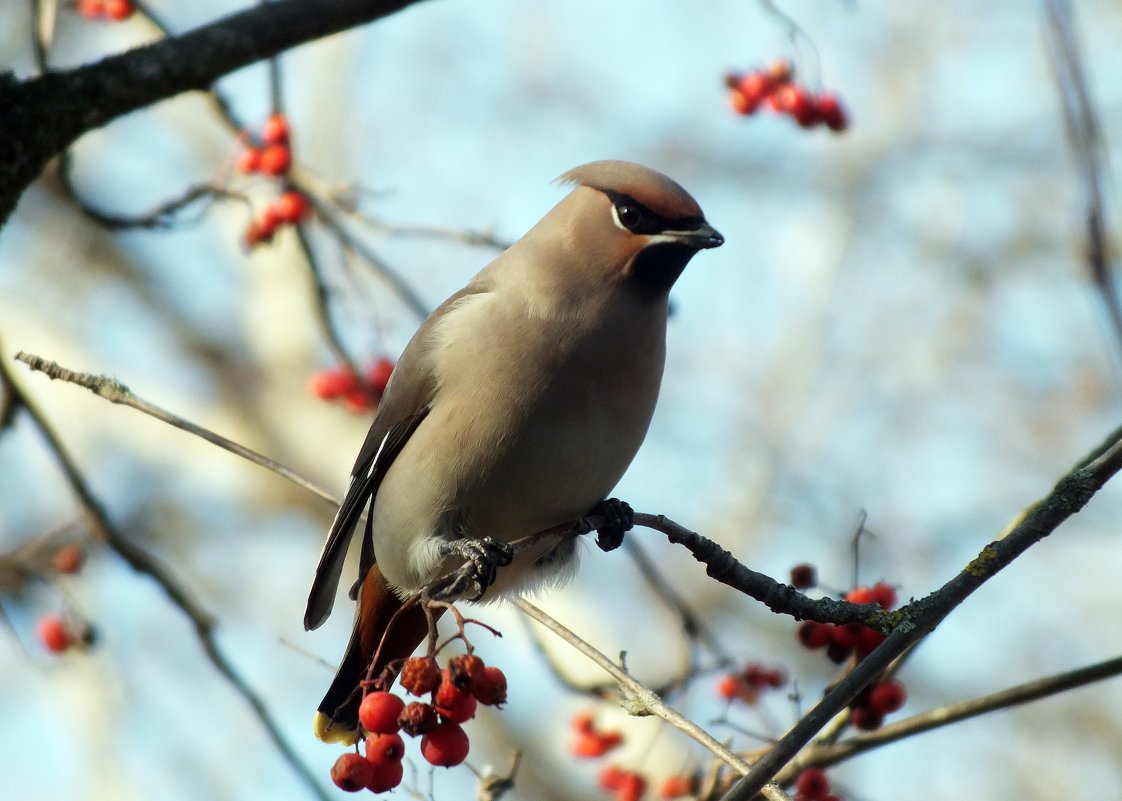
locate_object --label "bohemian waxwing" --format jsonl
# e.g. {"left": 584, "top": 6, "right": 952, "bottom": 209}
{"left": 305, "top": 160, "right": 723, "bottom": 741}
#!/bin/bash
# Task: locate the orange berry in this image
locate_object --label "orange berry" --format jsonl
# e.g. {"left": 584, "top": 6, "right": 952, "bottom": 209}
{"left": 598, "top": 766, "right": 628, "bottom": 791}
{"left": 236, "top": 147, "right": 261, "bottom": 174}
{"left": 261, "top": 113, "right": 290, "bottom": 146}
{"left": 330, "top": 752, "right": 373, "bottom": 792}
{"left": 53, "top": 544, "right": 84, "bottom": 574}
{"left": 308, "top": 367, "right": 360, "bottom": 400}
{"left": 658, "top": 774, "right": 695, "bottom": 799}
{"left": 77, "top": 0, "right": 105, "bottom": 19}
{"left": 37, "top": 615, "right": 71, "bottom": 653}
{"left": 258, "top": 143, "right": 291, "bottom": 176}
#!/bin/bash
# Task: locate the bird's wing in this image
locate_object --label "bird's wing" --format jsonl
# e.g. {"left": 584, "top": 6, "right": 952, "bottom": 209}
{"left": 303, "top": 283, "right": 491, "bottom": 631}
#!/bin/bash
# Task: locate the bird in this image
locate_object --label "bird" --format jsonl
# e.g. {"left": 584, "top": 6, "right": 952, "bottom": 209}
{"left": 304, "top": 160, "right": 723, "bottom": 742}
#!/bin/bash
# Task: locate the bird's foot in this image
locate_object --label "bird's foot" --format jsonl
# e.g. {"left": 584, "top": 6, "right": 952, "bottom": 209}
{"left": 427, "top": 537, "right": 515, "bottom": 601}
{"left": 591, "top": 498, "right": 634, "bottom": 552}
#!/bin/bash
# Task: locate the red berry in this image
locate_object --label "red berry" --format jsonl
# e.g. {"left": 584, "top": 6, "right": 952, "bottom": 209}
{"left": 398, "top": 701, "right": 438, "bottom": 736}
{"left": 854, "top": 626, "right": 886, "bottom": 658}
{"left": 845, "top": 586, "right": 875, "bottom": 605}
{"left": 571, "top": 731, "right": 610, "bottom": 758}
{"left": 788, "top": 86, "right": 820, "bottom": 127}
{"left": 343, "top": 388, "right": 378, "bottom": 413}
{"left": 37, "top": 615, "right": 71, "bottom": 653}
{"left": 815, "top": 93, "right": 849, "bottom": 132}
{"left": 258, "top": 143, "right": 292, "bottom": 176}
{"left": 358, "top": 692, "right": 404, "bottom": 734}
{"left": 571, "top": 711, "right": 595, "bottom": 733}
{"left": 243, "top": 220, "right": 273, "bottom": 249}
{"left": 870, "top": 581, "right": 897, "bottom": 610}
{"left": 366, "top": 357, "right": 395, "bottom": 397}
{"left": 447, "top": 653, "right": 485, "bottom": 691}
{"left": 729, "top": 89, "right": 754, "bottom": 116}
{"left": 797, "top": 621, "right": 832, "bottom": 649}
{"left": 274, "top": 191, "right": 310, "bottom": 224}
{"left": 736, "top": 72, "right": 772, "bottom": 107}
{"left": 236, "top": 147, "right": 261, "bottom": 174}
{"left": 77, "top": 0, "right": 105, "bottom": 19}
{"left": 617, "top": 772, "right": 648, "bottom": 801}
{"left": 794, "top": 767, "right": 830, "bottom": 800}
{"left": 789, "top": 563, "right": 817, "bottom": 589}
{"left": 261, "top": 113, "right": 290, "bottom": 146}
{"left": 420, "top": 721, "right": 469, "bottom": 767}
{"left": 308, "top": 367, "right": 360, "bottom": 400}
{"left": 764, "top": 59, "right": 793, "bottom": 85}
{"left": 260, "top": 206, "right": 282, "bottom": 235}
{"left": 436, "top": 687, "right": 477, "bottom": 724}
{"left": 330, "top": 752, "right": 374, "bottom": 792}
{"left": 716, "top": 674, "right": 742, "bottom": 700}
{"left": 400, "top": 656, "right": 440, "bottom": 696}
{"left": 826, "top": 641, "right": 853, "bottom": 664}
{"left": 658, "top": 774, "right": 695, "bottom": 799}
{"left": 364, "top": 732, "right": 405, "bottom": 766}
{"left": 473, "top": 665, "right": 507, "bottom": 706}
{"left": 53, "top": 544, "right": 84, "bottom": 574}
{"left": 869, "top": 679, "right": 907, "bottom": 714}
{"left": 434, "top": 668, "right": 468, "bottom": 705}
{"left": 104, "top": 0, "right": 133, "bottom": 21}
{"left": 850, "top": 705, "right": 884, "bottom": 731}
{"left": 598, "top": 766, "right": 628, "bottom": 791}
{"left": 365, "top": 759, "right": 404, "bottom": 793}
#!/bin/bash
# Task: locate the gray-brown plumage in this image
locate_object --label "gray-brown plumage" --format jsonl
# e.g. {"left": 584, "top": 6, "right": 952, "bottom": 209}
{"left": 305, "top": 161, "right": 722, "bottom": 741}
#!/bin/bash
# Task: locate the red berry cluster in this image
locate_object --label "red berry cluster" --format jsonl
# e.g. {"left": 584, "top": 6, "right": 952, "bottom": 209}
{"left": 570, "top": 712, "right": 624, "bottom": 758}
{"left": 850, "top": 678, "right": 906, "bottom": 731}
{"left": 715, "top": 661, "right": 788, "bottom": 705}
{"left": 76, "top": 0, "right": 134, "bottom": 21}
{"left": 330, "top": 654, "right": 507, "bottom": 794}
{"left": 796, "top": 577, "right": 908, "bottom": 730}
{"left": 308, "top": 357, "right": 395, "bottom": 413}
{"left": 724, "top": 61, "right": 848, "bottom": 132}
{"left": 793, "top": 767, "right": 842, "bottom": 801}
{"left": 243, "top": 191, "right": 311, "bottom": 248}
{"left": 237, "top": 114, "right": 293, "bottom": 178}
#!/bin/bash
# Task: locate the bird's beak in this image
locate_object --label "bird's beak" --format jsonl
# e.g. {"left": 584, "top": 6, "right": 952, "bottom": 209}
{"left": 663, "top": 222, "right": 724, "bottom": 250}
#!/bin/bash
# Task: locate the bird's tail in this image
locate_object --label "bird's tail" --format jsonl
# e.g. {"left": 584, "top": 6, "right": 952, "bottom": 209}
{"left": 313, "top": 564, "right": 431, "bottom": 744}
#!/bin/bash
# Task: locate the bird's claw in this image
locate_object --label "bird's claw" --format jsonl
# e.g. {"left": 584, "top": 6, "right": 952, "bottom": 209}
{"left": 428, "top": 536, "right": 515, "bottom": 601}
{"left": 592, "top": 498, "right": 634, "bottom": 552}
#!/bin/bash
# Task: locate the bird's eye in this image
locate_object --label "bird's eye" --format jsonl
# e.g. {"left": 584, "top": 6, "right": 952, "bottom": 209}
{"left": 615, "top": 203, "right": 644, "bottom": 231}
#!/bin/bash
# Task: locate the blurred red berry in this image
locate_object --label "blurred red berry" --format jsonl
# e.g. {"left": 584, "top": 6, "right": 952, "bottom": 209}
{"left": 258, "top": 143, "right": 292, "bottom": 176}
{"left": 473, "top": 665, "right": 507, "bottom": 706}
{"left": 330, "top": 752, "right": 374, "bottom": 792}
{"left": 261, "top": 113, "right": 291, "bottom": 146}
{"left": 260, "top": 206, "right": 282, "bottom": 235}
{"left": 420, "top": 721, "right": 469, "bottom": 767}
{"left": 37, "top": 615, "right": 71, "bottom": 653}
{"left": 850, "top": 704, "right": 884, "bottom": 731}
{"left": 274, "top": 191, "right": 310, "bottom": 224}
{"left": 794, "top": 767, "right": 830, "bottom": 799}
{"left": 787, "top": 86, "right": 820, "bottom": 127}
{"left": 764, "top": 59, "right": 793, "bottom": 85}
{"left": 236, "top": 147, "right": 261, "bottom": 174}
{"left": 358, "top": 691, "right": 404, "bottom": 734}
{"left": 104, "top": 0, "right": 133, "bottom": 21}
{"left": 77, "top": 0, "right": 105, "bottom": 18}
{"left": 398, "top": 701, "right": 438, "bottom": 736}
{"left": 366, "top": 357, "right": 395, "bottom": 397}
{"left": 53, "top": 544, "right": 84, "bottom": 574}
{"left": 617, "top": 771, "right": 648, "bottom": 801}
{"left": 365, "top": 758, "right": 403, "bottom": 793}
{"left": 598, "top": 766, "right": 628, "bottom": 791}
{"left": 826, "top": 641, "right": 853, "bottom": 664}
{"left": 658, "top": 774, "right": 695, "bottom": 799}
{"left": 737, "top": 72, "right": 772, "bottom": 108}
{"left": 870, "top": 581, "right": 897, "bottom": 610}
{"left": 789, "top": 563, "right": 817, "bottom": 589}
{"left": 855, "top": 626, "right": 886, "bottom": 658}
{"left": 364, "top": 732, "right": 405, "bottom": 766}
{"left": 797, "top": 621, "right": 832, "bottom": 649}
{"left": 716, "top": 674, "right": 742, "bottom": 700}
{"left": 400, "top": 656, "right": 440, "bottom": 696}
{"left": 845, "top": 586, "right": 875, "bottom": 605}
{"left": 243, "top": 220, "right": 271, "bottom": 249}
{"left": 729, "top": 89, "right": 754, "bottom": 116}
{"left": 869, "top": 679, "right": 907, "bottom": 714}
{"left": 572, "top": 711, "right": 596, "bottom": 733}
{"left": 308, "top": 367, "right": 360, "bottom": 400}
{"left": 815, "top": 93, "right": 849, "bottom": 131}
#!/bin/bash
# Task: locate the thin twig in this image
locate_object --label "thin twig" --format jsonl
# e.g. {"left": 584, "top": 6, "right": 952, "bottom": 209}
{"left": 15, "top": 351, "right": 336, "bottom": 505}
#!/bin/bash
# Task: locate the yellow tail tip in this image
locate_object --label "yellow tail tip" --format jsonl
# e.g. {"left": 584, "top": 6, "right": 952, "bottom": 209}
{"left": 313, "top": 711, "right": 360, "bottom": 745}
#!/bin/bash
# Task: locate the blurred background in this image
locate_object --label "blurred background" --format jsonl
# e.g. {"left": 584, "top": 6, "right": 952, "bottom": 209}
{"left": 1, "top": 1, "right": 1121, "bottom": 799}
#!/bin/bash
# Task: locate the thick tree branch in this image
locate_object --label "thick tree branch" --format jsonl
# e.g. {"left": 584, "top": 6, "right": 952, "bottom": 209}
{"left": 0, "top": 0, "right": 429, "bottom": 226}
